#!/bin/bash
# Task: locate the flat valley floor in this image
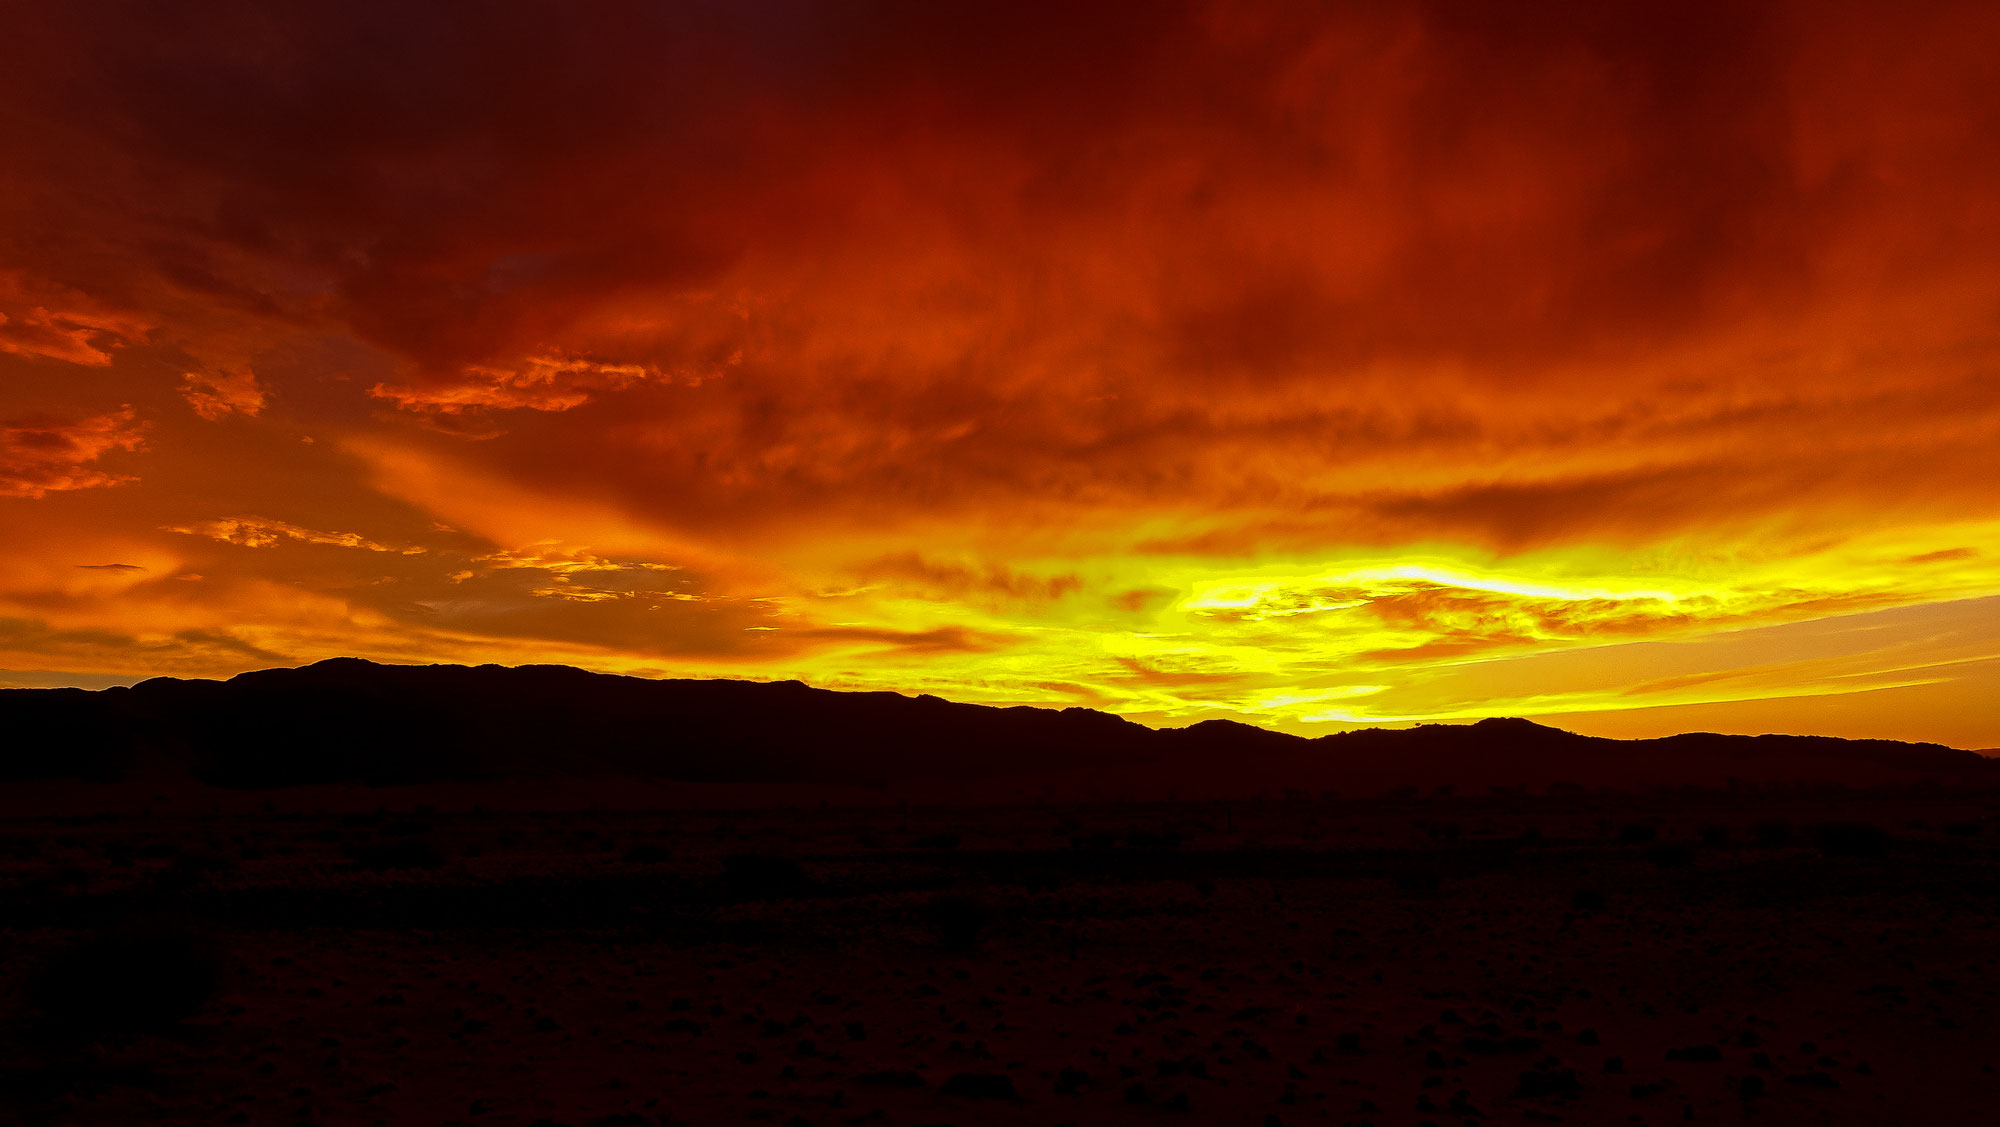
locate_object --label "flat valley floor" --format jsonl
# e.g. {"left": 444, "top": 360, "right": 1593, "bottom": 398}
{"left": 5, "top": 789, "right": 1999, "bottom": 1126}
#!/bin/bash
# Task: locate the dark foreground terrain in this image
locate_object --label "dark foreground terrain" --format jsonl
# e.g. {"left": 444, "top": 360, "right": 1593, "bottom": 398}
{"left": 6, "top": 787, "right": 2000, "bottom": 1126}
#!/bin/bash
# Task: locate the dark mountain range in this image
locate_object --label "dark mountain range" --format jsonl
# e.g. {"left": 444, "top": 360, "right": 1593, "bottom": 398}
{"left": 3, "top": 658, "right": 1993, "bottom": 800}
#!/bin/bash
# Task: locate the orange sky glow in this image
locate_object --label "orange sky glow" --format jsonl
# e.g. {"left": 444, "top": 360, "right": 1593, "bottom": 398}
{"left": 3, "top": 1, "right": 1998, "bottom": 747}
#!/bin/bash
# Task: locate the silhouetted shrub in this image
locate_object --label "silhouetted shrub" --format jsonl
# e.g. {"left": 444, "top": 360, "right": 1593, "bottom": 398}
{"left": 345, "top": 835, "right": 448, "bottom": 871}
{"left": 941, "top": 1072, "right": 1016, "bottom": 1099}
{"left": 37, "top": 864, "right": 91, "bottom": 895}
{"left": 1700, "top": 825, "right": 1730, "bottom": 846}
{"left": 1814, "top": 823, "right": 1890, "bottom": 859}
{"left": 1753, "top": 820, "right": 1794, "bottom": 847}
{"left": 622, "top": 842, "right": 674, "bottom": 864}
{"left": 1395, "top": 869, "right": 1442, "bottom": 892}
{"left": 722, "top": 853, "right": 810, "bottom": 897}
{"left": 1514, "top": 1064, "right": 1581, "bottom": 1099}
{"left": 924, "top": 894, "right": 991, "bottom": 953}
{"left": 27, "top": 928, "right": 220, "bottom": 1037}
{"left": 1944, "top": 821, "right": 1981, "bottom": 837}
{"left": 1053, "top": 1066, "right": 1091, "bottom": 1094}
{"left": 1571, "top": 889, "right": 1607, "bottom": 911}
{"left": 912, "top": 833, "right": 961, "bottom": 851}
{"left": 854, "top": 1069, "right": 926, "bottom": 1088}
{"left": 1646, "top": 844, "right": 1695, "bottom": 868}
{"left": 1616, "top": 824, "right": 1658, "bottom": 845}
{"left": 158, "top": 849, "right": 236, "bottom": 890}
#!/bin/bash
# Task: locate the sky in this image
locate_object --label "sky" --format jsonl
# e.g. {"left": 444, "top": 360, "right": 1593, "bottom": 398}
{"left": 2, "top": 1, "right": 1998, "bottom": 747}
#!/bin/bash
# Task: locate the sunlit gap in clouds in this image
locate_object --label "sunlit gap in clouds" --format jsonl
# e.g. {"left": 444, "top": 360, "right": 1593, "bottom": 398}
{"left": 774, "top": 534, "right": 2000, "bottom": 736}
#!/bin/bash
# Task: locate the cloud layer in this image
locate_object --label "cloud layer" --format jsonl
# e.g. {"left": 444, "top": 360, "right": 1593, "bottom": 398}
{"left": 2, "top": 1, "right": 1997, "bottom": 743}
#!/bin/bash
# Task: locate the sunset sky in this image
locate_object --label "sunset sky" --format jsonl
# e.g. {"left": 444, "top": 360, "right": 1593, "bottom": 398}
{"left": 3, "top": 1, "right": 1998, "bottom": 747}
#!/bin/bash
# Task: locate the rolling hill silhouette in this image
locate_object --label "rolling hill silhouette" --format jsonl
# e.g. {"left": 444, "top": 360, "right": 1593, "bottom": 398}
{"left": 3, "top": 658, "right": 1993, "bottom": 800}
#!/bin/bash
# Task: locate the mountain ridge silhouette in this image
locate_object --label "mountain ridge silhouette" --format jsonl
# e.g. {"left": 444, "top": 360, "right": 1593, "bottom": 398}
{"left": 3, "top": 658, "right": 1992, "bottom": 799}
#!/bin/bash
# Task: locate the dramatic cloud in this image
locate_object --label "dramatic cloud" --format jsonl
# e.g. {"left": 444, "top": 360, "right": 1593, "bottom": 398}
{"left": 370, "top": 357, "right": 673, "bottom": 418}
{"left": 181, "top": 367, "right": 266, "bottom": 420}
{"left": 0, "top": 272, "right": 152, "bottom": 366}
{"left": 470, "top": 547, "right": 675, "bottom": 575}
{"left": 0, "top": 0, "right": 1996, "bottom": 744}
{"left": 167, "top": 517, "right": 426, "bottom": 554}
{"left": 0, "top": 408, "right": 147, "bottom": 498}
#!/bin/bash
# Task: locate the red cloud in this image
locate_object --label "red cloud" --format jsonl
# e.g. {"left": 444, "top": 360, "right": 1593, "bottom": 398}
{"left": 0, "top": 272, "right": 152, "bottom": 367}
{"left": 181, "top": 368, "right": 266, "bottom": 420}
{"left": 370, "top": 356, "right": 669, "bottom": 416}
{"left": 166, "top": 515, "right": 425, "bottom": 554}
{"left": 0, "top": 407, "right": 147, "bottom": 498}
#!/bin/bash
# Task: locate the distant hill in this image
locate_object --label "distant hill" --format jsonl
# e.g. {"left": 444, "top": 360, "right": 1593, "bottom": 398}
{"left": 3, "top": 659, "right": 1994, "bottom": 801}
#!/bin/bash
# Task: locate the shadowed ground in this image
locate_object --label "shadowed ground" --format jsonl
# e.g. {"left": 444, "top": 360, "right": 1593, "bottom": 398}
{"left": 4, "top": 788, "right": 1998, "bottom": 1125}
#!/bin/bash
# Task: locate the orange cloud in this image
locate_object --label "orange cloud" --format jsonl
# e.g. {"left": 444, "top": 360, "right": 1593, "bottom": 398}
{"left": 370, "top": 357, "right": 671, "bottom": 417}
{"left": 471, "top": 547, "right": 674, "bottom": 575}
{"left": 0, "top": 615, "right": 285, "bottom": 669}
{"left": 0, "top": 272, "right": 152, "bottom": 367}
{"left": 181, "top": 367, "right": 266, "bottom": 420}
{"left": 852, "top": 553, "right": 1082, "bottom": 605}
{"left": 168, "top": 517, "right": 426, "bottom": 555}
{"left": 0, "top": 408, "right": 147, "bottom": 498}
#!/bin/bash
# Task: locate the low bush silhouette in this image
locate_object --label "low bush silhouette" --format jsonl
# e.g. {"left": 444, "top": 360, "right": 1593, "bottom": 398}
{"left": 722, "top": 853, "right": 810, "bottom": 897}
{"left": 26, "top": 928, "right": 221, "bottom": 1037}
{"left": 1814, "top": 823, "right": 1890, "bottom": 858}
{"left": 1616, "top": 824, "right": 1658, "bottom": 844}
{"left": 1753, "top": 820, "right": 1794, "bottom": 847}
{"left": 345, "top": 835, "right": 448, "bottom": 871}
{"left": 911, "top": 833, "right": 961, "bottom": 851}
{"left": 1646, "top": 843, "right": 1695, "bottom": 868}
{"left": 1571, "top": 889, "right": 1607, "bottom": 911}
{"left": 924, "top": 894, "right": 991, "bottom": 953}
{"left": 941, "top": 1071, "right": 1016, "bottom": 1099}
{"left": 1395, "top": 869, "right": 1443, "bottom": 892}
{"left": 622, "top": 842, "right": 673, "bottom": 864}
{"left": 1514, "top": 1063, "right": 1582, "bottom": 1099}
{"left": 854, "top": 1069, "right": 926, "bottom": 1088}
{"left": 157, "top": 849, "right": 236, "bottom": 891}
